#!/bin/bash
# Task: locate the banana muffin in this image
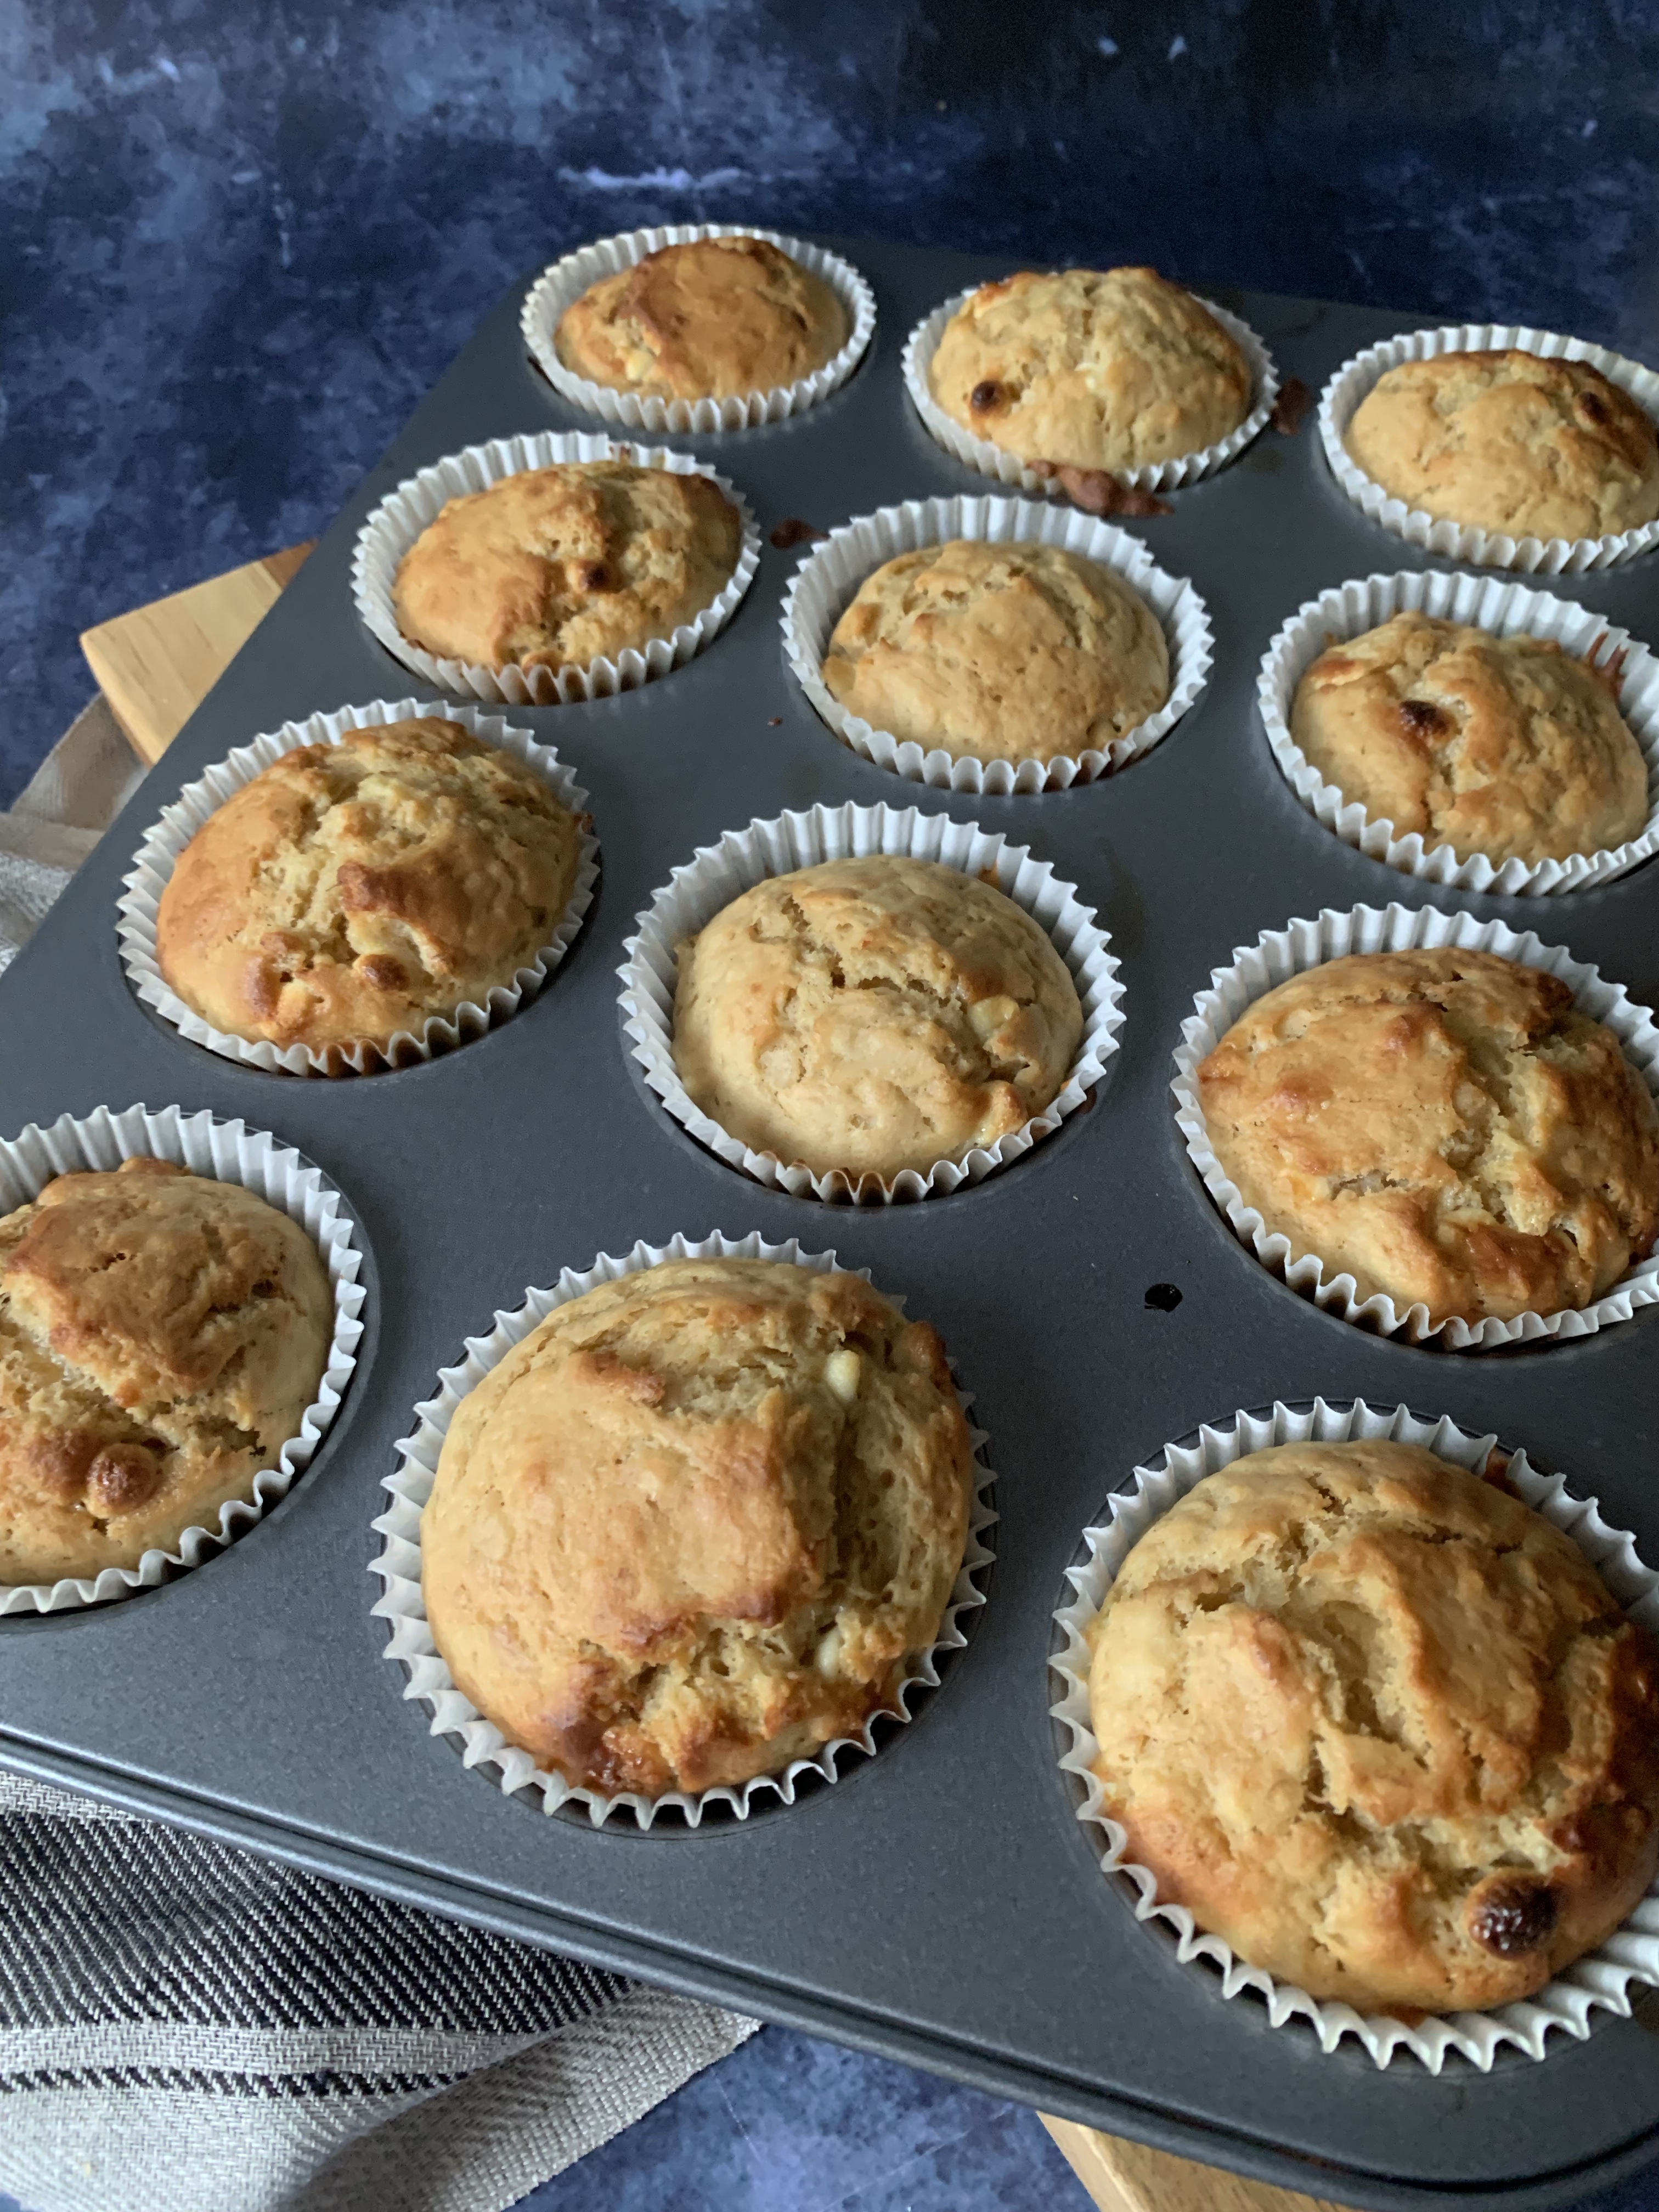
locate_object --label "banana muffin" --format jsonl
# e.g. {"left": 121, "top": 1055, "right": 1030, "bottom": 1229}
{"left": 392, "top": 459, "right": 743, "bottom": 674}
{"left": 1290, "top": 612, "right": 1650, "bottom": 865}
{"left": 156, "top": 718, "right": 584, "bottom": 1059}
{"left": 0, "top": 1159, "right": 332, "bottom": 1586}
{"left": 822, "top": 540, "right": 1170, "bottom": 767}
{"left": 1197, "top": 947, "right": 1659, "bottom": 1324}
{"left": 1087, "top": 1440, "right": 1659, "bottom": 2017}
{"left": 673, "top": 856, "right": 1085, "bottom": 1183}
{"left": 1344, "top": 352, "right": 1659, "bottom": 542}
{"left": 928, "top": 267, "right": 1253, "bottom": 474}
{"left": 422, "top": 1257, "right": 975, "bottom": 1797}
{"left": 554, "top": 235, "right": 848, "bottom": 400}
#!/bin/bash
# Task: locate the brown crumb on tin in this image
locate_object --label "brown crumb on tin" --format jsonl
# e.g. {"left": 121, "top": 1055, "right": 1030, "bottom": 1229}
{"left": 1271, "top": 376, "right": 1314, "bottom": 435}
{"left": 1028, "top": 458, "right": 1172, "bottom": 517}
{"left": 770, "top": 518, "right": 830, "bottom": 550}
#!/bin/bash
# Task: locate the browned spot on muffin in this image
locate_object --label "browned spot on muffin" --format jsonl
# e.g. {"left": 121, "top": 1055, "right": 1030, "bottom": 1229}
{"left": 87, "top": 1443, "right": 163, "bottom": 1515}
{"left": 969, "top": 378, "right": 1011, "bottom": 414}
{"left": 1578, "top": 388, "right": 1610, "bottom": 428}
{"left": 21, "top": 1430, "right": 100, "bottom": 1500}
{"left": 1398, "top": 697, "right": 1449, "bottom": 742}
{"left": 1469, "top": 1880, "right": 1559, "bottom": 1956}
{"left": 573, "top": 560, "right": 612, "bottom": 591}
{"left": 355, "top": 953, "right": 406, "bottom": 992}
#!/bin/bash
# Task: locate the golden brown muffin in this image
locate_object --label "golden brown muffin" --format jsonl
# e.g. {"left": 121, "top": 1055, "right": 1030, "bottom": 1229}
{"left": 928, "top": 266, "right": 1252, "bottom": 473}
{"left": 1087, "top": 1440, "right": 1659, "bottom": 2017}
{"left": 1197, "top": 948, "right": 1659, "bottom": 1324}
{"left": 156, "top": 719, "right": 583, "bottom": 1058}
{"left": 422, "top": 1257, "right": 974, "bottom": 1796}
{"left": 0, "top": 1160, "right": 332, "bottom": 1585}
{"left": 821, "top": 540, "right": 1170, "bottom": 766}
{"left": 1345, "top": 352, "right": 1659, "bottom": 541}
{"left": 1290, "top": 612, "right": 1650, "bottom": 865}
{"left": 392, "top": 459, "right": 742, "bottom": 673}
{"left": 554, "top": 236, "right": 848, "bottom": 400}
{"left": 673, "top": 856, "right": 1084, "bottom": 1183}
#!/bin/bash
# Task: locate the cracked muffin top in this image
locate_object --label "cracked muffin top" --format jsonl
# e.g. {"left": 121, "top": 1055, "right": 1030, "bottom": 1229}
{"left": 421, "top": 1257, "right": 974, "bottom": 1798}
{"left": 156, "top": 718, "right": 584, "bottom": 1061}
{"left": 1289, "top": 611, "right": 1650, "bottom": 866}
{"left": 391, "top": 459, "right": 743, "bottom": 674}
{"left": 671, "top": 856, "right": 1085, "bottom": 1185}
{"left": 928, "top": 266, "right": 1253, "bottom": 474}
{"left": 1197, "top": 947, "right": 1659, "bottom": 1324}
{"left": 821, "top": 539, "right": 1170, "bottom": 767}
{"left": 1344, "top": 351, "right": 1659, "bottom": 542}
{"left": 554, "top": 236, "right": 848, "bottom": 400}
{"left": 1087, "top": 1440, "right": 1659, "bottom": 2017}
{"left": 0, "top": 1159, "right": 332, "bottom": 1586}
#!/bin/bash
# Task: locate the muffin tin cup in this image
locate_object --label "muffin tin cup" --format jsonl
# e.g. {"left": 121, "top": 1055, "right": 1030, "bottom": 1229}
{"left": 1171, "top": 900, "right": 1659, "bottom": 1350}
{"left": 902, "top": 287, "right": 1279, "bottom": 497}
{"left": 780, "top": 494, "right": 1214, "bottom": 794}
{"left": 351, "top": 432, "right": 762, "bottom": 705}
{"left": 116, "top": 698, "right": 600, "bottom": 1077}
{"left": 617, "top": 799, "right": 1125, "bottom": 1202}
{"left": 1049, "top": 1395, "right": 1659, "bottom": 2073}
{"left": 369, "top": 1230, "right": 996, "bottom": 1829}
{"left": 0, "top": 1104, "right": 366, "bottom": 1615}
{"left": 1256, "top": 570, "right": 1659, "bottom": 894}
{"left": 519, "top": 223, "right": 877, "bottom": 433}
{"left": 1317, "top": 324, "right": 1659, "bottom": 573}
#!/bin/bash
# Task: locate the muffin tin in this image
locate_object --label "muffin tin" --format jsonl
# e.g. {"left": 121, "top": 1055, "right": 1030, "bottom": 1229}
{"left": 1, "top": 238, "right": 1657, "bottom": 2210}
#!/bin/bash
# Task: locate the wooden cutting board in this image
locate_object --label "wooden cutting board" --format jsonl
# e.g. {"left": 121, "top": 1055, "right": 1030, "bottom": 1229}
{"left": 77, "top": 548, "right": 1353, "bottom": 2212}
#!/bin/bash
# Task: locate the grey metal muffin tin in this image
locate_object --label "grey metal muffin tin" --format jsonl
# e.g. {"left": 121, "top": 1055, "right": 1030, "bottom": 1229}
{"left": 2, "top": 238, "right": 1657, "bottom": 2210}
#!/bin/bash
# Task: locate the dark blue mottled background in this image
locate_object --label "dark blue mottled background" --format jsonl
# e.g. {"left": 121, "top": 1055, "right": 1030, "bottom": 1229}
{"left": 5, "top": 0, "right": 1659, "bottom": 800}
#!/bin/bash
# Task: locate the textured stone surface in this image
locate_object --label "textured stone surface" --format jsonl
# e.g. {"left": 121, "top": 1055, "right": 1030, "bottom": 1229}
{"left": 5, "top": 0, "right": 1658, "bottom": 798}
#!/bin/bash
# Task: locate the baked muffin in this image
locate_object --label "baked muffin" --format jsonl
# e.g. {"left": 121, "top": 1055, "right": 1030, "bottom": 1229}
{"left": 392, "top": 459, "right": 742, "bottom": 674}
{"left": 422, "top": 1257, "right": 974, "bottom": 1796}
{"left": 1345, "top": 352, "right": 1659, "bottom": 541}
{"left": 1290, "top": 612, "right": 1649, "bottom": 865}
{"left": 0, "top": 1160, "right": 332, "bottom": 1585}
{"left": 156, "top": 718, "right": 584, "bottom": 1058}
{"left": 673, "top": 856, "right": 1084, "bottom": 1183}
{"left": 1087, "top": 1440, "right": 1659, "bottom": 2017}
{"left": 928, "top": 267, "right": 1252, "bottom": 473}
{"left": 555, "top": 236, "right": 848, "bottom": 400}
{"left": 822, "top": 540, "right": 1170, "bottom": 766}
{"left": 1197, "top": 947, "right": 1659, "bottom": 1324}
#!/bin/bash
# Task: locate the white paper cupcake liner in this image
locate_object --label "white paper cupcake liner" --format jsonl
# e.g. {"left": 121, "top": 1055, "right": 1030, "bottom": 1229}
{"left": 1257, "top": 571, "right": 1659, "bottom": 894}
{"left": 1051, "top": 1395, "right": 1659, "bottom": 2072}
{"left": 0, "top": 1105, "right": 366, "bottom": 1615}
{"left": 780, "top": 495, "right": 1214, "bottom": 794}
{"left": 1171, "top": 902, "right": 1659, "bottom": 1349}
{"left": 116, "top": 698, "right": 600, "bottom": 1077}
{"left": 370, "top": 1231, "right": 996, "bottom": 1829}
{"left": 618, "top": 801, "right": 1125, "bottom": 1203}
{"left": 351, "top": 432, "right": 761, "bottom": 704}
{"left": 1317, "top": 324, "right": 1659, "bottom": 572}
{"left": 902, "top": 286, "right": 1278, "bottom": 496}
{"left": 520, "top": 223, "right": 876, "bottom": 433}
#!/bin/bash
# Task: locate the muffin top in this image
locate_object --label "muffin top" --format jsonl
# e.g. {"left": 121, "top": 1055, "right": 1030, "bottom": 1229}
{"left": 821, "top": 540, "right": 1170, "bottom": 766}
{"left": 392, "top": 459, "right": 743, "bottom": 673}
{"left": 0, "top": 1160, "right": 332, "bottom": 1585}
{"left": 928, "top": 267, "right": 1253, "bottom": 473}
{"left": 1290, "top": 611, "right": 1650, "bottom": 865}
{"left": 1198, "top": 947, "right": 1659, "bottom": 1324}
{"left": 1087, "top": 1440, "right": 1659, "bottom": 2016}
{"left": 421, "top": 1257, "right": 974, "bottom": 1797}
{"left": 156, "top": 719, "right": 584, "bottom": 1058}
{"left": 1344, "top": 351, "right": 1659, "bottom": 542}
{"left": 554, "top": 236, "right": 848, "bottom": 400}
{"left": 673, "top": 856, "right": 1085, "bottom": 1183}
